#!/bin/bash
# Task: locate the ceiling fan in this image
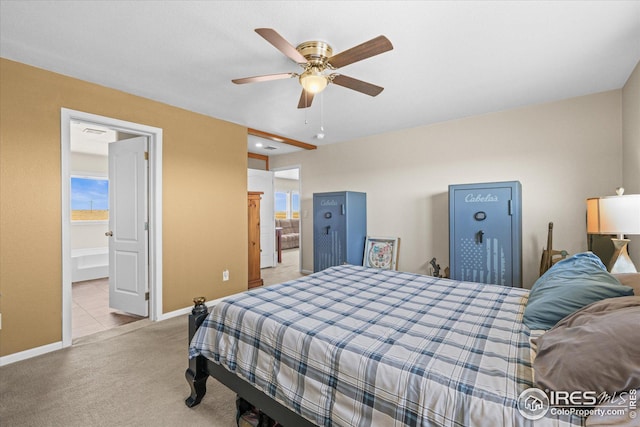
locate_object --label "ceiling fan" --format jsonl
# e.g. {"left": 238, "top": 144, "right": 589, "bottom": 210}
{"left": 232, "top": 28, "right": 393, "bottom": 108}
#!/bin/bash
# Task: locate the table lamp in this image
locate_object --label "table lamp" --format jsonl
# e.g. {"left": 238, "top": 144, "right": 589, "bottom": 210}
{"left": 586, "top": 188, "right": 640, "bottom": 273}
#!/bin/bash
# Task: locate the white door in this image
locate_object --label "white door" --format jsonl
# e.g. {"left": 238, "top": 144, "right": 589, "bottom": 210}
{"left": 248, "top": 169, "right": 276, "bottom": 267}
{"left": 107, "top": 136, "right": 148, "bottom": 316}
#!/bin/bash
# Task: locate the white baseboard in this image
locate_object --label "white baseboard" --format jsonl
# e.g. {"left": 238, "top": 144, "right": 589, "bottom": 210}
{"left": 301, "top": 269, "right": 314, "bottom": 275}
{"left": 1, "top": 297, "right": 228, "bottom": 366}
{"left": 0, "top": 341, "right": 63, "bottom": 367}
{"left": 147, "top": 296, "right": 226, "bottom": 321}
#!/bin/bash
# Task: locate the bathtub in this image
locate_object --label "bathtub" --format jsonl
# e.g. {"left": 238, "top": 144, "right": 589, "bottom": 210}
{"left": 71, "top": 247, "right": 108, "bottom": 282}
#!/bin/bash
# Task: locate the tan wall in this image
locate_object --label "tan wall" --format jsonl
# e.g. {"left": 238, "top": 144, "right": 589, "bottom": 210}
{"left": 272, "top": 90, "right": 625, "bottom": 288}
{"left": 0, "top": 59, "right": 248, "bottom": 356}
{"left": 622, "top": 61, "right": 640, "bottom": 267}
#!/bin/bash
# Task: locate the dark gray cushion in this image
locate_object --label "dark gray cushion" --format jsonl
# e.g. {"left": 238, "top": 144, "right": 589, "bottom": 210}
{"left": 533, "top": 296, "right": 640, "bottom": 394}
{"left": 613, "top": 273, "right": 640, "bottom": 295}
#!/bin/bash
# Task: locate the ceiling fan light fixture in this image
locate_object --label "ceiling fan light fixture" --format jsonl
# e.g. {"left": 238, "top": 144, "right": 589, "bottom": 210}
{"left": 299, "top": 67, "right": 328, "bottom": 94}
{"left": 233, "top": 29, "right": 393, "bottom": 108}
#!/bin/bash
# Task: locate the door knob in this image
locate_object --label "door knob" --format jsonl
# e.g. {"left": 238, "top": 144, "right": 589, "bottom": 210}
{"left": 105, "top": 231, "right": 113, "bottom": 237}
{"left": 477, "top": 230, "right": 484, "bottom": 244}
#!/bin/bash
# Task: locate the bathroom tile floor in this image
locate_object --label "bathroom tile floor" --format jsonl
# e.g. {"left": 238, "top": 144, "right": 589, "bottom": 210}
{"left": 72, "top": 278, "right": 144, "bottom": 340}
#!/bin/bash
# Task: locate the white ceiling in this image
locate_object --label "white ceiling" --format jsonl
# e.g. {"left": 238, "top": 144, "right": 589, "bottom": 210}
{"left": 274, "top": 169, "right": 300, "bottom": 181}
{"left": 2, "top": 1, "right": 639, "bottom": 156}
{"left": 248, "top": 134, "right": 303, "bottom": 156}
{"left": 70, "top": 122, "right": 116, "bottom": 156}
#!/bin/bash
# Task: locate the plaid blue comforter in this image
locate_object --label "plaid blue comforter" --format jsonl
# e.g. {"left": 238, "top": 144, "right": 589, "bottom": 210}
{"left": 189, "top": 265, "right": 582, "bottom": 427}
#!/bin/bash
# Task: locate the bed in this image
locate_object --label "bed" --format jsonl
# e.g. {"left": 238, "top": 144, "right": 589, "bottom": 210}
{"left": 186, "top": 257, "right": 639, "bottom": 427}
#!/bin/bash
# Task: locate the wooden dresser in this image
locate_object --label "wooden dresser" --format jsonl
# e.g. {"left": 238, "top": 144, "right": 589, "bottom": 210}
{"left": 248, "top": 191, "right": 263, "bottom": 288}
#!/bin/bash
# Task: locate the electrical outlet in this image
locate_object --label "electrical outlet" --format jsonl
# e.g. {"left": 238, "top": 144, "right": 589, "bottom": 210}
{"left": 222, "top": 270, "right": 229, "bottom": 281}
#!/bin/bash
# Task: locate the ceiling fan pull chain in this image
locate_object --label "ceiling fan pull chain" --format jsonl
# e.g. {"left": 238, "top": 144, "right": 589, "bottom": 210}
{"left": 316, "top": 93, "right": 326, "bottom": 139}
{"left": 304, "top": 91, "right": 309, "bottom": 125}
{"left": 320, "top": 93, "right": 325, "bottom": 132}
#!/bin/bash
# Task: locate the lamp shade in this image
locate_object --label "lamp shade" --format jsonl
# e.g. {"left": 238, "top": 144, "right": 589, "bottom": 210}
{"left": 586, "top": 194, "right": 640, "bottom": 235}
{"left": 299, "top": 67, "right": 327, "bottom": 94}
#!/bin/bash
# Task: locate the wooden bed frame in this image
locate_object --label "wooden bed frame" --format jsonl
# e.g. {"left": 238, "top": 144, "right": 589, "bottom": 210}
{"left": 184, "top": 299, "right": 317, "bottom": 427}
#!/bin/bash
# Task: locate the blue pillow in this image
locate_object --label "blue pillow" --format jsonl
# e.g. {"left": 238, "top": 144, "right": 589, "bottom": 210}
{"left": 523, "top": 252, "right": 634, "bottom": 330}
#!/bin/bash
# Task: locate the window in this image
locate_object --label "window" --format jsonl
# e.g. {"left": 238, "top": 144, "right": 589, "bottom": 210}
{"left": 275, "top": 190, "right": 300, "bottom": 219}
{"left": 291, "top": 192, "right": 300, "bottom": 219}
{"left": 275, "top": 192, "right": 287, "bottom": 219}
{"left": 71, "top": 177, "right": 109, "bottom": 221}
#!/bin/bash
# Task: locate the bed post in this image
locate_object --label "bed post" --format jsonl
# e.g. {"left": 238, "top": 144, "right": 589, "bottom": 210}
{"left": 185, "top": 297, "right": 209, "bottom": 408}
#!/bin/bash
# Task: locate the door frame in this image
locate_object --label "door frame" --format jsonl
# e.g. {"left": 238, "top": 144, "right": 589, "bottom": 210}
{"left": 61, "top": 108, "right": 163, "bottom": 347}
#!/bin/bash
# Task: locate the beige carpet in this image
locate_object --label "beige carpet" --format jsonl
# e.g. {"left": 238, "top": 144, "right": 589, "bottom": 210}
{"left": 0, "top": 315, "right": 237, "bottom": 427}
{"left": 1, "top": 249, "right": 306, "bottom": 427}
{"left": 262, "top": 248, "right": 304, "bottom": 287}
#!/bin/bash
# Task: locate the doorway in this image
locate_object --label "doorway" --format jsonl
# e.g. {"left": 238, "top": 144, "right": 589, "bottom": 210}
{"left": 61, "top": 109, "right": 163, "bottom": 347}
{"left": 266, "top": 166, "right": 302, "bottom": 285}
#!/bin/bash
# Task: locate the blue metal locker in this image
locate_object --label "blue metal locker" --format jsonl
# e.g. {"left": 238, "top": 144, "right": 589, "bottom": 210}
{"left": 313, "top": 191, "right": 366, "bottom": 272}
{"left": 449, "top": 181, "right": 522, "bottom": 287}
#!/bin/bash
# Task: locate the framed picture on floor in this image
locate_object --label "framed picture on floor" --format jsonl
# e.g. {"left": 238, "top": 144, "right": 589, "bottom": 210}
{"left": 363, "top": 236, "right": 400, "bottom": 270}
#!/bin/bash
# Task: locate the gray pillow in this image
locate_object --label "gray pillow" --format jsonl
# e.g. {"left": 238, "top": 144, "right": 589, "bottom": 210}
{"left": 533, "top": 296, "right": 640, "bottom": 394}
{"left": 613, "top": 273, "right": 640, "bottom": 295}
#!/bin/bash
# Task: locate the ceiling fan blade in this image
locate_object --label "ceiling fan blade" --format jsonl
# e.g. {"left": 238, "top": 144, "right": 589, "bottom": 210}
{"left": 328, "top": 35, "right": 393, "bottom": 69}
{"left": 232, "top": 73, "right": 295, "bottom": 84}
{"left": 297, "top": 90, "right": 314, "bottom": 109}
{"left": 331, "top": 75, "right": 384, "bottom": 97}
{"left": 255, "top": 28, "right": 308, "bottom": 64}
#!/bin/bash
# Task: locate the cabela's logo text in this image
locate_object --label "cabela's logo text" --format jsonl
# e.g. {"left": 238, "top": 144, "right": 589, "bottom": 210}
{"left": 465, "top": 193, "right": 499, "bottom": 203}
